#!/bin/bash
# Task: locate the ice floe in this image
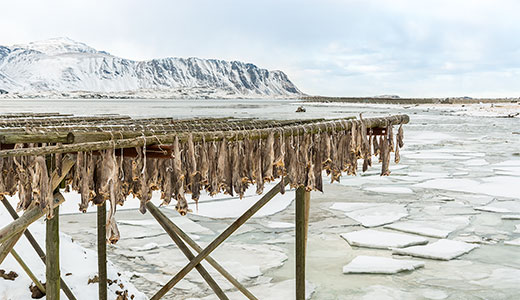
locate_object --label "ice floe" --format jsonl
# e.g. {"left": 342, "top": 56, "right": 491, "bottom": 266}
{"left": 470, "top": 268, "right": 520, "bottom": 289}
{"left": 504, "top": 238, "right": 520, "bottom": 246}
{"left": 330, "top": 202, "right": 408, "bottom": 227}
{"left": 463, "top": 159, "right": 489, "bottom": 166}
{"left": 187, "top": 279, "right": 315, "bottom": 300}
{"left": 184, "top": 192, "right": 294, "bottom": 219}
{"left": 502, "top": 215, "right": 520, "bottom": 220}
{"left": 416, "top": 177, "right": 520, "bottom": 199}
{"left": 475, "top": 201, "right": 520, "bottom": 214}
{"left": 363, "top": 186, "right": 414, "bottom": 194}
{"left": 385, "top": 216, "right": 470, "bottom": 238}
{"left": 342, "top": 255, "right": 424, "bottom": 274}
{"left": 263, "top": 221, "right": 295, "bottom": 230}
{"left": 393, "top": 239, "right": 479, "bottom": 260}
{"left": 340, "top": 229, "right": 428, "bottom": 249}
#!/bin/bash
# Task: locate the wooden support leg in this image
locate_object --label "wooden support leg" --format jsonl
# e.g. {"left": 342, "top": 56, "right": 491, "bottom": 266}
{"left": 0, "top": 231, "right": 24, "bottom": 264}
{"left": 0, "top": 196, "right": 77, "bottom": 300}
{"left": 146, "top": 202, "right": 258, "bottom": 300}
{"left": 295, "top": 187, "right": 310, "bottom": 300}
{"left": 150, "top": 179, "right": 288, "bottom": 300}
{"left": 11, "top": 249, "right": 46, "bottom": 294}
{"left": 147, "top": 203, "right": 229, "bottom": 300}
{"left": 46, "top": 206, "right": 60, "bottom": 300}
{"left": 97, "top": 201, "right": 107, "bottom": 300}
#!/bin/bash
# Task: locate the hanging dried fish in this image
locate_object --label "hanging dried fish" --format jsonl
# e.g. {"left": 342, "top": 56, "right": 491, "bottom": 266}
{"left": 255, "top": 138, "right": 264, "bottom": 194}
{"left": 263, "top": 132, "right": 275, "bottom": 182}
{"left": 55, "top": 145, "right": 63, "bottom": 177}
{"left": 380, "top": 135, "right": 391, "bottom": 176}
{"left": 313, "top": 133, "right": 323, "bottom": 192}
{"left": 397, "top": 124, "right": 404, "bottom": 148}
{"left": 31, "top": 156, "right": 53, "bottom": 218}
{"left": 172, "top": 136, "right": 188, "bottom": 215}
{"left": 387, "top": 124, "right": 394, "bottom": 152}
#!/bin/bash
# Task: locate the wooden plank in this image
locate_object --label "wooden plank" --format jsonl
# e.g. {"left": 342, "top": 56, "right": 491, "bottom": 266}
{"left": 0, "top": 115, "right": 410, "bottom": 158}
{"left": 146, "top": 203, "right": 229, "bottom": 300}
{"left": 0, "top": 193, "right": 65, "bottom": 245}
{"left": 1, "top": 199, "right": 77, "bottom": 300}
{"left": 150, "top": 178, "right": 289, "bottom": 300}
{"left": 46, "top": 206, "right": 60, "bottom": 300}
{"left": 0, "top": 230, "right": 24, "bottom": 264}
{"left": 11, "top": 249, "right": 46, "bottom": 294}
{"left": 97, "top": 201, "right": 107, "bottom": 300}
{"left": 145, "top": 202, "right": 258, "bottom": 300}
{"left": 295, "top": 187, "right": 310, "bottom": 300}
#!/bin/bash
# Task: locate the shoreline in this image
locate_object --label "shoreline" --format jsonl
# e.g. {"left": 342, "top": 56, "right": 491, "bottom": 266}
{"left": 302, "top": 96, "right": 520, "bottom": 105}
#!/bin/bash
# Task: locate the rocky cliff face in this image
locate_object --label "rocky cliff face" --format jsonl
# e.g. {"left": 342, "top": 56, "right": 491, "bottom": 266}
{"left": 0, "top": 38, "right": 302, "bottom": 97}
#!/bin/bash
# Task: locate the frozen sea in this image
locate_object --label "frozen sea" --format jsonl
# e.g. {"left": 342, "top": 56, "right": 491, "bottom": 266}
{"left": 1, "top": 98, "right": 519, "bottom": 299}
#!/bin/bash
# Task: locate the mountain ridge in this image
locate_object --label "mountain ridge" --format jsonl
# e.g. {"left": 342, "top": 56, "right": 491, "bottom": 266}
{"left": 0, "top": 38, "right": 303, "bottom": 98}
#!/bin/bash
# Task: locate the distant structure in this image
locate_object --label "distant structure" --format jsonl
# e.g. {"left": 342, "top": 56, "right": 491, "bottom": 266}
{"left": 0, "top": 89, "right": 8, "bottom": 94}
{"left": 295, "top": 106, "right": 306, "bottom": 112}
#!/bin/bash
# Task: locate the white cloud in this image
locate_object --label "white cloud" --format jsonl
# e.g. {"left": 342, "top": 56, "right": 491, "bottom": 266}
{"left": 1, "top": 0, "right": 519, "bottom": 97}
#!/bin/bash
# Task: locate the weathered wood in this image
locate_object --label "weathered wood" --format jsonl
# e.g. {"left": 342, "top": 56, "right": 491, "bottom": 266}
{"left": 97, "top": 202, "right": 107, "bottom": 300}
{"left": 0, "top": 193, "right": 65, "bottom": 245}
{"left": 0, "top": 196, "right": 77, "bottom": 300}
{"left": 147, "top": 203, "right": 229, "bottom": 300}
{"left": 46, "top": 206, "right": 60, "bottom": 300}
{"left": 11, "top": 249, "right": 46, "bottom": 294}
{"left": 150, "top": 178, "right": 289, "bottom": 300}
{"left": 0, "top": 230, "right": 24, "bottom": 264}
{"left": 146, "top": 202, "right": 259, "bottom": 300}
{"left": 0, "top": 115, "right": 409, "bottom": 158}
{"left": 0, "top": 118, "right": 329, "bottom": 144}
{"left": 295, "top": 187, "right": 310, "bottom": 300}
{"left": 0, "top": 155, "right": 74, "bottom": 244}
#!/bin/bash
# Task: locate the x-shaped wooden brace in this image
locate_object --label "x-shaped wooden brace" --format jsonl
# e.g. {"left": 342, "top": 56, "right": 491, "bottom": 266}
{"left": 147, "top": 179, "right": 289, "bottom": 300}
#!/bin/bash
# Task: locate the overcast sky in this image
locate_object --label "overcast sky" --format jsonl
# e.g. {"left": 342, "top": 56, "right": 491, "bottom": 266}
{"left": 2, "top": 0, "right": 520, "bottom": 97}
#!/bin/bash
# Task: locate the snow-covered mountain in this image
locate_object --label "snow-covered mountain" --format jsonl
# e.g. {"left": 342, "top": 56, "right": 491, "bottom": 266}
{"left": 0, "top": 38, "right": 302, "bottom": 97}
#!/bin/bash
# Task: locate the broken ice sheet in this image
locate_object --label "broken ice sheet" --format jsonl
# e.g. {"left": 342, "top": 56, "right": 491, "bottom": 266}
{"left": 342, "top": 255, "right": 425, "bottom": 274}
{"left": 187, "top": 279, "right": 315, "bottom": 300}
{"left": 330, "top": 202, "right": 408, "bottom": 227}
{"left": 504, "top": 238, "right": 520, "bottom": 246}
{"left": 358, "top": 285, "right": 416, "bottom": 300}
{"left": 340, "top": 229, "right": 428, "bottom": 249}
{"left": 393, "top": 239, "right": 479, "bottom": 260}
{"left": 263, "top": 221, "right": 295, "bottom": 230}
{"left": 363, "top": 186, "right": 414, "bottom": 194}
{"left": 470, "top": 268, "right": 520, "bottom": 289}
{"left": 475, "top": 200, "right": 520, "bottom": 214}
{"left": 385, "top": 216, "right": 470, "bottom": 238}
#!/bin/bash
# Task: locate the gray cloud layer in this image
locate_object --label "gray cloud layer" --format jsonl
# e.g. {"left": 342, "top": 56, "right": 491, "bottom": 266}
{"left": 2, "top": 0, "right": 519, "bottom": 97}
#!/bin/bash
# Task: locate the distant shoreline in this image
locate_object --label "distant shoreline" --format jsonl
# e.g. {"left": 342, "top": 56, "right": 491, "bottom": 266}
{"left": 302, "top": 96, "right": 520, "bottom": 105}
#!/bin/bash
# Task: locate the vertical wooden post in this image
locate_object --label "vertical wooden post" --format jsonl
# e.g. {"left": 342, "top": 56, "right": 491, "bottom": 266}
{"left": 97, "top": 201, "right": 107, "bottom": 300}
{"left": 46, "top": 206, "right": 60, "bottom": 300}
{"left": 295, "top": 187, "right": 310, "bottom": 300}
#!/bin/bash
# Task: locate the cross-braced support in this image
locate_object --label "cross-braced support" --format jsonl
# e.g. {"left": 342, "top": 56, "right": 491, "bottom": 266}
{"left": 149, "top": 179, "right": 289, "bottom": 300}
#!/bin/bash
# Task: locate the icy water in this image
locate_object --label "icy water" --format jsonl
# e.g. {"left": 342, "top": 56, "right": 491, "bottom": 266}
{"left": 1, "top": 99, "right": 519, "bottom": 299}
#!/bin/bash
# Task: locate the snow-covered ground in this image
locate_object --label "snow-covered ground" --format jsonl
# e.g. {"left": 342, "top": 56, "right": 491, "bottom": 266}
{"left": 1, "top": 99, "right": 519, "bottom": 299}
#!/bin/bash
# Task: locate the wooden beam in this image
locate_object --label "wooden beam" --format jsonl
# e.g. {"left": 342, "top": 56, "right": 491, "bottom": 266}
{"left": 295, "top": 187, "right": 310, "bottom": 300}
{"left": 150, "top": 178, "right": 289, "bottom": 300}
{"left": 11, "top": 249, "right": 46, "bottom": 294}
{"left": 0, "top": 230, "right": 24, "bottom": 264}
{"left": 97, "top": 201, "right": 107, "bottom": 300}
{"left": 0, "top": 155, "right": 73, "bottom": 244}
{"left": 145, "top": 202, "right": 258, "bottom": 300}
{"left": 146, "top": 203, "right": 229, "bottom": 300}
{"left": 0, "top": 193, "right": 65, "bottom": 245}
{"left": 0, "top": 115, "right": 410, "bottom": 158}
{"left": 46, "top": 205, "right": 60, "bottom": 300}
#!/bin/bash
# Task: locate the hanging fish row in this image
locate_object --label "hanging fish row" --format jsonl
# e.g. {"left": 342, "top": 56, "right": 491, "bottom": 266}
{"left": 0, "top": 123, "right": 404, "bottom": 243}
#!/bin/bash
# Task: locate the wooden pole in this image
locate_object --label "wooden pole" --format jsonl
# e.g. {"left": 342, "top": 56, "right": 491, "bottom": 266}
{"left": 295, "top": 187, "right": 310, "bottom": 300}
{"left": 97, "top": 201, "right": 107, "bottom": 300}
{"left": 150, "top": 179, "right": 288, "bottom": 300}
{"left": 0, "top": 115, "right": 410, "bottom": 158}
{"left": 145, "top": 202, "right": 258, "bottom": 300}
{"left": 0, "top": 231, "right": 24, "bottom": 264}
{"left": 146, "top": 203, "right": 229, "bottom": 300}
{"left": 46, "top": 205, "right": 60, "bottom": 300}
{"left": 11, "top": 249, "right": 46, "bottom": 294}
{"left": 0, "top": 193, "right": 65, "bottom": 245}
{"left": 0, "top": 196, "right": 77, "bottom": 300}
